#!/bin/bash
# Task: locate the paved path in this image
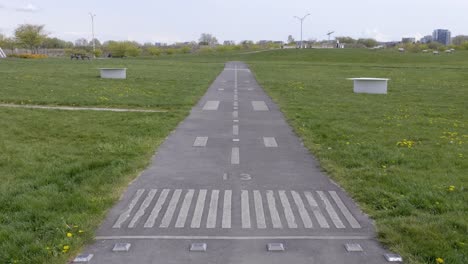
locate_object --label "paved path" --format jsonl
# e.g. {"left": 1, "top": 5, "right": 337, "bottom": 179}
{"left": 79, "top": 62, "right": 392, "bottom": 263}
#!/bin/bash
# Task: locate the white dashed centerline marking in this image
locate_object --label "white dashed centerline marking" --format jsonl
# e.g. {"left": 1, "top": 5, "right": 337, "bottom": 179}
{"left": 233, "top": 111, "right": 238, "bottom": 118}
{"left": 231, "top": 147, "right": 240, "bottom": 165}
{"left": 233, "top": 125, "right": 239, "bottom": 136}
{"left": 203, "top": 101, "right": 220, "bottom": 111}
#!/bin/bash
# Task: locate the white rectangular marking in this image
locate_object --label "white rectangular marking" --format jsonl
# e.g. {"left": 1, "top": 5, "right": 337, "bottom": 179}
{"left": 263, "top": 137, "right": 278, "bottom": 147}
{"left": 231, "top": 147, "right": 240, "bottom": 165}
{"left": 233, "top": 102, "right": 238, "bottom": 107}
{"left": 329, "top": 191, "right": 361, "bottom": 228}
{"left": 304, "top": 191, "right": 329, "bottom": 228}
{"left": 233, "top": 119, "right": 239, "bottom": 123}
{"left": 190, "top": 189, "right": 207, "bottom": 228}
{"left": 279, "top": 190, "right": 298, "bottom": 228}
{"left": 233, "top": 139, "right": 239, "bottom": 142}
{"left": 232, "top": 111, "right": 238, "bottom": 118}
{"left": 193, "top": 137, "right": 208, "bottom": 147}
{"left": 174, "top": 190, "right": 195, "bottom": 228}
{"left": 128, "top": 189, "right": 158, "bottom": 228}
{"left": 291, "top": 191, "right": 313, "bottom": 228}
{"left": 144, "top": 189, "right": 170, "bottom": 228}
{"left": 206, "top": 190, "right": 220, "bottom": 228}
{"left": 252, "top": 101, "right": 269, "bottom": 111}
{"left": 222, "top": 190, "right": 232, "bottom": 228}
{"left": 241, "top": 190, "right": 251, "bottom": 228}
{"left": 217, "top": 88, "right": 224, "bottom": 91}
{"left": 266, "top": 190, "right": 283, "bottom": 228}
{"left": 233, "top": 107, "right": 238, "bottom": 110}
{"left": 202, "top": 101, "right": 219, "bottom": 111}
{"left": 317, "top": 191, "right": 345, "bottom": 228}
{"left": 160, "top": 189, "right": 182, "bottom": 228}
{"left": 253, "top": 190, "right": 267, "bottom": 229}
{"left": 233, "top": 125, "right": 239, "bottom": 136}
{"left": 113, "top": 189, "right": 145, "bottom": 228}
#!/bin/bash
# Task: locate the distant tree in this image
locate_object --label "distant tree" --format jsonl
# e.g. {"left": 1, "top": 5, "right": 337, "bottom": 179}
{"left": 106, "top": 41, "right": 141, "bottom": 57}
{"left": 42, "top": 37, "right": 73, "bottom": 49}
{"left": 198, "top": 33, "right": 218, "bottom": 46}
{"left": 452, "top": 35, "right": 468, "bottom": 46}
{"left": 89, "top": 38, "right": 101, "bottom": 48}
{"left": 336, "top": 36, "right": 356, "bottom": 44}
{"left": 357, "top": 38, "right": 377, "bottom": 48}
{"left": 75, "top": 38, "right": 88, "bottom": 47}
{"left": 0, "top": 37, "right": 17, "bottom": 52}
{"left": 287, "top": 35, "right": 295, "bottom": 44}
{"left": 14, "top": 24, "right": 48, "bottom": 53}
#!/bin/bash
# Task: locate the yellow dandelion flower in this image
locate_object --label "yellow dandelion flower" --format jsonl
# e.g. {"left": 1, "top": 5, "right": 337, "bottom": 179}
{"left": 78, "top": 230, "right": 84, "bottom": 233}
{"left": 67, "top": 232, "right": 73, "bottom": 238}
{"left": 63, "top": 245, "right": 70, "bottom": 250}
{"left": 448, "top": 186, "right": 455, "bottom": 191}
{"left": 436, "top": 257, "right": 444, "bottom": 263}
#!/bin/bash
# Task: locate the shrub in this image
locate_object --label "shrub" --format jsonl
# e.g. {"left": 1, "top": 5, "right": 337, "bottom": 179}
{"left": 164, "top": 48, "right": 176, "bottom": 55}
{"left": 147, "top": 47, "right": 161, "bottom": 56}
{"left": 179, "top": 46, "right": 191, "bottom": 54}
{"left": 106, "top": 41, "right": 141, "bottom": 57}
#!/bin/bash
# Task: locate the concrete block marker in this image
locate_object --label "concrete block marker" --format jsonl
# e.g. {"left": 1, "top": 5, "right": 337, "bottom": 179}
{"left": 193, "top": 137, "right": 208, "bottom": 147}
{"left": 202, "top": 101, "right": 220, "bottom": 110}
{"left": 252, "top": 101, "right": 269, "bottom": 111}
{"left": 190, "top": 243, "right": 207, "bottom": 252}
{"left": 267, "top": 243, "right": 285, "bottom": 252}
{"left": 263, "top": 137, "right": 278, "bottom": 147}
{"left": 73, "top": 254, "right": 93, "bottom": 263}
{"left": 345, "top": 243, "right": 363, "bottom": 252}
{"left": 113, "top": 243, "right": 131, "bottom": 252}
{"left": 384, "top": 253, "right": 403, "bottom": 262}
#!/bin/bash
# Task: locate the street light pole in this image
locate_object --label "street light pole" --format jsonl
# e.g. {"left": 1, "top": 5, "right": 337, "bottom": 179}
{"left": 294, "top": 13, "right": 310, "bottom": 49}
{"left": 89, "top": 13, "right": 96, "bottom": 58}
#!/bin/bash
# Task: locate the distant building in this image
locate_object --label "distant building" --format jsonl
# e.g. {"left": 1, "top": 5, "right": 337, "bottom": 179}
{"left": 420, "top": 35, "right": 433, "bottom": 44}
{"left": 223, "top": 40, "right": 235, "bottom": 46}
{"left": 154, "top": 42, "right": 167, "bottom": 47}
{"left": 432, "top": 29, "right": 451, "bottom": 45}
{"left": 402, "top": 37, "right": 416, "bottom": 44}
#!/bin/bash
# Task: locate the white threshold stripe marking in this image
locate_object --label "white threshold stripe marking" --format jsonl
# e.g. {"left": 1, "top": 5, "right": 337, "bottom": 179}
{"left": 160, "top": 189, "right": 182, "bottom": 228}
{"left": 113, "top": 189, "right": 145, "bottom": 228}
{"left": 241, "top": 190, "right": 251, "bottom": 228}
{"left": 291, "top": 191, "right": 313, "bottom": 228}
{"left": 96, "top": 235, "right": 373, "bottom": 240}
{"left": 174, "top": 190, "right": 195, "bottom": 228}
{"left": 206, "top": 190, "right": 220, "bottom": 228}
{"left": 279, "top": 190, "right": 298, "bottom": 228}
{"left": 317, "top": 191, "right": 345, "bottom": 229}
{"left": 253, "top": 190, "right": 267, "bottom": 229}
{"left": 202, "top": 101, "right": 220, "bottom": 110}
{"left": 190, "top": 189, "right": 207, "bottom": 228}
{"left": 222, "top": 190, "right": 232, "bottom": 228}
{"left": 231, "top": 147, "right": 240, "bottom": 165}
{"left": 233, "top": 125, "right": 239, "bottom": 136}
{"left": 144, "top": 189, "right": 170, "bottom": 228}
{"left": 128, "top": 189, "right": 158, "bottom": 228}
{"left": 329, "top": 191, "right": 361, "bottom": 228}
{"left": 263, "top": 137, "right": 278, "bottom": 147}
{"left": 193, "top": 137, "right": 208, "bottom": 147}
{"left": 233, "top": 111, "right": 238, "bottom": 118}
{"left": 304, "top": 191, "right": 330, "bottom": 228}
{"left": 266, "top": 190, "right": 282, "bottom": 228}
{"left": 252, "top": 101, "right": 269, "bottom": 111}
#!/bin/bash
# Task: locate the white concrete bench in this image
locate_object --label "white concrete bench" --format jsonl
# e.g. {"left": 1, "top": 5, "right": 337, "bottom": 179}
{"left": 347, "top": 78, "right": 389, "bottom": 94}
{"left": 99, "top": 68, "right": 127, "bottom": 79}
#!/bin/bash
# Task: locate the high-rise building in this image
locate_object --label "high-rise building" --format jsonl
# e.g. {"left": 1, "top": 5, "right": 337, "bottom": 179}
{"left": 432, "top": 29, "right": 452, "bottom": 45}
{"left": 420, "top": 35, "right": 433, "bottom": 44}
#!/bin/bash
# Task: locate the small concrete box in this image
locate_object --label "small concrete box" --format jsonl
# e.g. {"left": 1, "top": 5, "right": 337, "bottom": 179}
{"left": 348, "top": 78, "right": 389, "bottom": 94}
{"left": 99, "top": 68, "right": 127, "bottom": 79}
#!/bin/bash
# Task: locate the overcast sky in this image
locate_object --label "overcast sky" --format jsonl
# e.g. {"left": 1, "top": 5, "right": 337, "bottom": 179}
{"left": 1, "top": 0, "right": 467, "bottom": 44}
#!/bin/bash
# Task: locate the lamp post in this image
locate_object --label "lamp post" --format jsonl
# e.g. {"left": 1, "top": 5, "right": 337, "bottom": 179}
{"left": 89, "top": 13, "right": 96, "bottom": 58}
{"left": 294, "top": 13, "right": 310, "bottom": 49}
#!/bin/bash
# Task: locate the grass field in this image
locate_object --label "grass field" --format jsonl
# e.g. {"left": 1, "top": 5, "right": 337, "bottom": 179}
{"left": 0, "top": 50, "right": 467, "bottom": 264}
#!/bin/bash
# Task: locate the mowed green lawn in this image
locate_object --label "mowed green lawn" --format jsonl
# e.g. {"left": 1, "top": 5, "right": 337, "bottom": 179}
{"left": 0, "top": 57, "right": 224, "bottom": 264}
{"left": 239, "top": 49, "right": 467, "bottom": 264}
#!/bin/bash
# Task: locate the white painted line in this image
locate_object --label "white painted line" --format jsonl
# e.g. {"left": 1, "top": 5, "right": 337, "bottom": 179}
{"left": 193, "top": 137, "right": 208, "bottom": 147}
{"left": 206, "top": 190, "right": 220, "bottom": 228}
{"left": 234, "top": 95, "right": 238, "bottom": 100}
{"left": 263, "top": 137, "right": 278, "bottom": 147}
{"left": 233, "top": 119, "right": 239, "bottom": 123}
{"left": 233, "top": 107, "right": 238, "bottom": 110}
{"left": 144, "top": 189, "right": 170, "bottom": 228}
{"left": 233, "top": 125, "right": 239, "bottom": 136}
{"left": 224, "top": 68, "right": 251, "bottom": 72}
{"left": 97, "top": 235, "right": 374, "bottom": 240}
{"left": 202, "top": 101, "right": 220, "bottom": 111}
{"left": 317, "top": 191, "right": 345, "bottom": 228}
{"left": 329, "top": 191, "right": 361, "bottom": 228}
{"left": 252, "top": 101, "right": 269, "bottom": 111}
{"left": 253, "top": 190, "right": 267, "bottom": 229}
{"left": 113, "top": 189, "right": 145, "bottom": 228}
{"left": 241, "top": 190, "right": 251, "bottom": 228}
{"left": 304, "top": 191, "right": 329, "bottom": 228}
{"left": 231, "top": 147, "right": 240, "bottom": 165}
{"left": 291, "top": 191, "right": 313, "bottom": 228}
{"left": 128, "top": 189, "right": 158, "bottom": 228}
{"left": 266, "top": 190, "right": 283, "bottom": 228}
{"left": 218, "top": 88, "right": 225, "bottom": 91}
{"left": 232, "top": 111, "right": 238, "bottom": 118}
{"left": 160, "top": 189, "right": 182, "bottom": 228}
{"left": 222, "top": 190, "right": 232, "bottom": 228}
{"left": 232, "top": 139, "right": 240, "bottom": 142}
{"left": 279, "top": 190, "right": 298, "bottom": 228}
{"left": 175, "top": 189, "right": 195, "bottom": 228}
{"left": 233, "top": 102, "right": 238, "bottom": 107}
{"left": 190, "top": 189, "right": 207, "bottom": 228}
{"left": 234, "top": 65, "right": 238, "bottom": 89}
